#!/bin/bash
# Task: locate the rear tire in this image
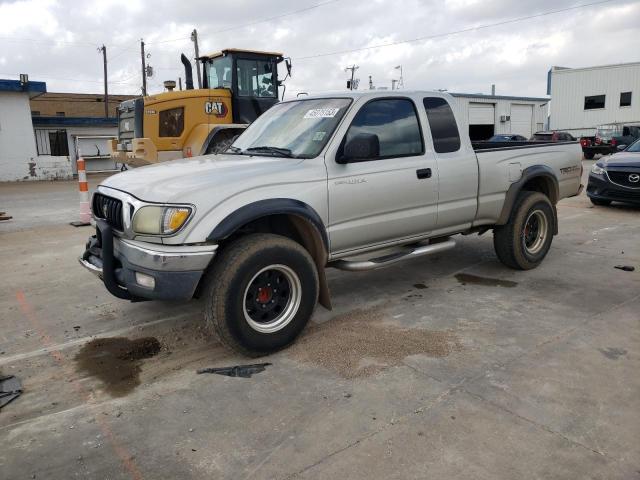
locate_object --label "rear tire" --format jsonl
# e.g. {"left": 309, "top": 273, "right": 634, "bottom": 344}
{"left": 202, "top": 233, "right": 319, "bottom": 356}
{"left": 493, "top": 192, "right": 555, "bottom": 270}
{"left": 590, "top": 197, "right": 611, "bottom": 206}
{"left": 583, "top": 152, "right": 595, "bottom": 160}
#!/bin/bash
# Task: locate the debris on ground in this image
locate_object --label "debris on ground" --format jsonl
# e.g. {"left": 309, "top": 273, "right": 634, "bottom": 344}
{"left": 0, "top": 211, "right": 12, "bottom": 221}
{"left": 455, "top": 273, "right": 518, "bottom": 288}
{"left": 197, "top": 363, "right": 271, "bottom": 378}
{"left": 288, "top": 306, "right": 461, "bottom": 379}
{"left": 0, "top": 375, "right": 23, "bottom": 409}
{"left": 614, "top": 265, "right": 635, "bottom": 272}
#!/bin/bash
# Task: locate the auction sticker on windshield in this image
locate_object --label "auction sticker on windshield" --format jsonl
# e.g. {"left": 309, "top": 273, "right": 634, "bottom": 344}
{"left": 304, "top": 108, "right": 340, "bottom": 119}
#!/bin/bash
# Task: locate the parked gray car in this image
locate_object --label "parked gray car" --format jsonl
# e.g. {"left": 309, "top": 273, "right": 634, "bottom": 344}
{"left": 80, "top": 91, "right": 583, "bottom": 355}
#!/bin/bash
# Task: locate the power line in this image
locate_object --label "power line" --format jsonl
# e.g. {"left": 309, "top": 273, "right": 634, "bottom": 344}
{"left": 146, "top": 0, "right": 342, "bottom": 45}
{"left": 207, "top": 0, "right": 341, "bottom": 35}
{"left": 295, "top": 0, "right": 618, "bottom": 60}
{"left": 0, "top": 72, "right": 138, "bottom": 85}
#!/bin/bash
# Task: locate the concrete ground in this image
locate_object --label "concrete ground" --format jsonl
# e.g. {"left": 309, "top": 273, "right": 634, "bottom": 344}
{"left": 1, "top": 165, "right": 639, "bottom": 479}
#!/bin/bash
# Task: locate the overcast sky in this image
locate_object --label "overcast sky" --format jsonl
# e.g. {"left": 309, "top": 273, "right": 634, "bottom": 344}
{"left": 0, "top": 0, "right": 638, "bottom": 99}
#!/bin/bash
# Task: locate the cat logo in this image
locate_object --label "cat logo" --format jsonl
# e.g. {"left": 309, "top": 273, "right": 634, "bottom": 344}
{"left": 205, "top": 101, "right": 226, "bottom": 117}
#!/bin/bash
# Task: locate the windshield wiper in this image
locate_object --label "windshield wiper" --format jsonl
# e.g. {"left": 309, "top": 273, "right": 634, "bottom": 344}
{"left": 246, "top": 146, "right": 295, "bottom": 157}
{"left": 226, "top": 145, "right": 243, "bottom": 153}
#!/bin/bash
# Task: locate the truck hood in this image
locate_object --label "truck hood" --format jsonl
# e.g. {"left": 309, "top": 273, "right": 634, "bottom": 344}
{"left": 100, "top": 154, "right": 303, "bottom": 203}
{"left": 603, "top": 151, "right": 640, "bottom": 168}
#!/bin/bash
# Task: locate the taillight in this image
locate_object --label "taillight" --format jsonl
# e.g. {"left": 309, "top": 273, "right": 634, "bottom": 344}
{"left": 580, "top": 138, "right": 590, "bottom": 147}
{"left": 611, "top": 138, "right": 617, "bottom": 147}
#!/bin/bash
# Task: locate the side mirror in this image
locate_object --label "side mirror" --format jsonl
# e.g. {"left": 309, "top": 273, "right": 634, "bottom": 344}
{"left": 617, "top": 144, "right": 627, "bottom": 151}
{"left": 339, "top": 133, "right": 380, "bottom": 163}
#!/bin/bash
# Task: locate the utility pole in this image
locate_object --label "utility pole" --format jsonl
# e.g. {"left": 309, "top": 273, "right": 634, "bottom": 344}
{"left": 99, "top": 45, "right": 108, "bottom": 118}
{"left": 394, "top": 65, "right": 404, "bottom": 89}
{"left": 191, "top": 29, "right": 202, "bottom": 89}
{"left": 344, "top": 65, "right": 359, "bottom": 90}
{"left": 140, "top": 39, "right": 147, "bottom": 96}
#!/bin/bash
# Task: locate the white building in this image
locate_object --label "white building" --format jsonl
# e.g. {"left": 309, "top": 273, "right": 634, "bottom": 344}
{"left": 0, "top": 78, "right": 119, "bottom": 182}
{"left": 449, "top": 93, "right": 548, "bottom": 141}
{"left": 548, "top": 62, "right": 640, "bottom": 137}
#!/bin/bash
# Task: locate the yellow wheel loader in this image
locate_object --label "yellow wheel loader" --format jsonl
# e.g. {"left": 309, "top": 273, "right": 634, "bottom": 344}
{"left": 110, "top": 49, "right": 291, "bottom": 167}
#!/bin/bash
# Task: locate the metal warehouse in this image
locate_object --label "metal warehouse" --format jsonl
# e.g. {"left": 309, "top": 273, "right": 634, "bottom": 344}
{"left": 548, "top": 62, "right": 640, "bottom": 137}
{"left": 449, "top": 92, "right": 548, "bottom": 141}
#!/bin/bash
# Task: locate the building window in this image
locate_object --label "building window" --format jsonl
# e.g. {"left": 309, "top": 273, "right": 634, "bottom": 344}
{"left": 620, "top": 92, "right": 632, "bottom": 107}
{"left": 422, "top": 97, "right": 461, "bottom": 153}
{"left": 48, "top": 130, "right": 69, "bottom": 156}
{"left": 584, "top": 95, "right": 605, "bottom": 110}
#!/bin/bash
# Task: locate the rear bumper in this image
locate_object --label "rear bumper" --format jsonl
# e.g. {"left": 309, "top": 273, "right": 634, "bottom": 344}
{"left": 583, "top": 145, "right": 615, "bottom": 156}
{"left": 79, "top": 220, "right": 217, "bottom": 301}
{"left": 586, "top": 173, "right": 640, "bottom": 205}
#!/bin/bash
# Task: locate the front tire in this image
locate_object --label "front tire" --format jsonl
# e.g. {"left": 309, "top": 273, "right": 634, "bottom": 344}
{"left": 493, "top": 192, "right": 555, "bottom": 270}
{"left": 202, "top": 233, "right": 319, "bottom": 356}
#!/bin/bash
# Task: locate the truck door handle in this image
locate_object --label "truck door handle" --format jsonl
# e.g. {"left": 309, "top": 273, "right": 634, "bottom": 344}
{"left": 416, "top": 168, "right": 432, "bottom": 179}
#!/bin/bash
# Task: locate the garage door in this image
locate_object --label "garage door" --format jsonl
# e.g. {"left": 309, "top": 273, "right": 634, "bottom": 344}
{"left": 510, "top": 104, "right": 533, "bottom": 138}
{"left": 468, "top": 103, "right": 495, "bottom": 125}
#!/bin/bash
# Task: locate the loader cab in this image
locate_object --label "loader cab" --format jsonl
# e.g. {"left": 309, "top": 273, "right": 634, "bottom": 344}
{"left": 201, "top": 49, "right": 288, "bottom": 124}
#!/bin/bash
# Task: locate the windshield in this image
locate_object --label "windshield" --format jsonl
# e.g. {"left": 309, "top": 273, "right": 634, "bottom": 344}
{"left": 230, "top": 98, "right": 352, "bottom": 158}
{"left": 205, "top": 56, "right": 233, "bottom": 89}
{"left": 625, "top": 139, "right": 640, "bottom": 152}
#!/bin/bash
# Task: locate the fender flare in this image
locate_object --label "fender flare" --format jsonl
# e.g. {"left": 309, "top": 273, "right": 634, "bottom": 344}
{"left": 206, "top": 198, "right": 329, "bottom": 250}
{"left": 496, "top": 165, "right": 560, "bottom": 233}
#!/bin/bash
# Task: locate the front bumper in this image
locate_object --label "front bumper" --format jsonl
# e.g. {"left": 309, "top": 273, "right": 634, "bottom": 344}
{"left": 586, "top": 173, "right": 640, "bottom": 205}
{"left": 79, "top": 220, "right": 217, "bottom": 301}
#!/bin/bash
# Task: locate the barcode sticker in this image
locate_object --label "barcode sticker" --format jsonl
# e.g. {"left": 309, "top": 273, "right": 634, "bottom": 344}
{"left": 303, "top": 108, "right": 340, "bottom": 119}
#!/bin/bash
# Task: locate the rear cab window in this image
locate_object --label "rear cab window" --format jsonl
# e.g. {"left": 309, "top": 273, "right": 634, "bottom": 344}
{"left": 422, "top": 97, "right": 461, "bottom": 153}
{"left": 343, "top": 98, "right": 424, "bottom": 159}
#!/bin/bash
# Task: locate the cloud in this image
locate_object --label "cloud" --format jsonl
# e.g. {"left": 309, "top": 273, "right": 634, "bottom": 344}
{"left": 0, "top": 0, "right": 638, "bottom": 98}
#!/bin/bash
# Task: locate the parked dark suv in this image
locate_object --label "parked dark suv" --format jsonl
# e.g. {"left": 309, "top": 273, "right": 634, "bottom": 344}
{"left": 587, "top": 139, "right": 640, "bottom": 206}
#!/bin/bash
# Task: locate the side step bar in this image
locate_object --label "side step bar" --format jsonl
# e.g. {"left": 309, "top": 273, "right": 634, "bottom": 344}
{"left": 331, "top": 238, "right": 456, "bottom": 272}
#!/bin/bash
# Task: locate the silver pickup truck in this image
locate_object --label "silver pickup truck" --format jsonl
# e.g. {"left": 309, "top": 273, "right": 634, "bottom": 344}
{"left": 80, "top": 90, "right": 582, "bottom": 355}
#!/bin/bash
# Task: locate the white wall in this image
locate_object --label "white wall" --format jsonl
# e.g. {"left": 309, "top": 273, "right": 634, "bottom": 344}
{"left": 549, "top": 63, "right": 640, "bottom": 137}
{"left": 0, "top": 92, "right": 39, "bottom": 181}
{"left": 450, "top": 95, "right": 548, "bottom": 137}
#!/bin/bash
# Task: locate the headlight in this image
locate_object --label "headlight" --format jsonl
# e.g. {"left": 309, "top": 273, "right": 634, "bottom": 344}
{"left": 591, "top": 163, "right": 606, "bottom": 175}
{"left": 132, "top": 206, "right": 192, "bottom": 235}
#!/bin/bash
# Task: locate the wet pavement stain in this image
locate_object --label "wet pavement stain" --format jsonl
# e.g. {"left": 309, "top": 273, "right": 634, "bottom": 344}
{"left": 455, "top": 273, "right": 518, "bottom": 288}
{"left": 74, "top": 337, "right": 161, "bottom": 397}
{"left": 289, "top": 307, "right": 461, "bottom": 379}
{"left": 598, "top": 347, "right": 627, "bottom": 360}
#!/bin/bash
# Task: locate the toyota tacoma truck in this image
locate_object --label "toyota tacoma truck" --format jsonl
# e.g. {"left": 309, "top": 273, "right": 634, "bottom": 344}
{"left": 80, "top": 91, "right": 583, "bottom": 356}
